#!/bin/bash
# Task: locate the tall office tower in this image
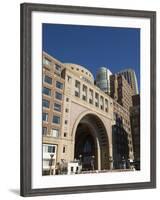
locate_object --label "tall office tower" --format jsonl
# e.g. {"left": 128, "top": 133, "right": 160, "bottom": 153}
{"left": 118, "top": 69, "right": 139, "bottom": 95}
{"left": 96, "top": 67, "right": 112, "bottom": 94}
{"left": 110, "top": 75, "right": 135, "bottom": 169}
{"left": 110, "top": 74, "right": 134, "bottom": 111}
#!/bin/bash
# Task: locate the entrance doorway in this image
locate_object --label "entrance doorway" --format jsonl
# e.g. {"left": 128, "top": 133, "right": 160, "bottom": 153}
{"left": 74, "top": 124, "right": 97, "bottom": 170}
{"left": 74, "top": 114, "right": 109, "bottom": 171}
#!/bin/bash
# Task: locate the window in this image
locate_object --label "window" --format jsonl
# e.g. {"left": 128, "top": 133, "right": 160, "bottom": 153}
{"left": 82, "top": 96, "right": 87, "bottom": 101}
{"left": 75, "top": 91, "right": 79, "bottom": 97}
{"left": 64, "top": 132, "right": 67, "bottom": 137}
{"left": 54, "top": 103, "right": 61, "bottom": 112}
{"left": 66, "top": 98, "right": 69, "bottom": 102}
{"left": 105, "top": 99, "right": 108, "bottom": 112}
{"left": 54, "top": 64, "right": 61, "bottom": 76}
{"left": 55, "top": 92, "right": 62, "bottom": 100}
{"left": 51, "top": 129, "right": 59, "bottom": 138}
{"left": 83, "top": 140, "right": 91, "bottom": 153}
{"left": 52, "top": 116, "right": 60, "bottom": 124}
{"left": 48, "top": 145, "right": 55, "bottom": 153}
{"left": 55, "top": 64, "right": 61, "bottom": 71}
{"left": 67, "top": 76, "right": 71, "bottom": 82}
{"left": 82, "top": 85, "right": 87, "bottom": 101}
{"left": 95, "top": 93, "right": 99, "bottom": 107}
{"left": 43, "top": 58, "right": 51, "bottom": 65}
{"left": 43, "top": 144, "right": 56, "bottom": 153}
{"left": 56, "top": 81, "right": 63, "bottom": 89}
{"left": 75, "top": 80, "right": 80, "bottom": 97}
{"left": 44, "top": 75, "right": 52, "bottom": 84}
{"left": 89, "top": 99, "right": 93, "bottom": 104}
{"left": 42, "top": 113, "right": 48, "bottom": 121}
{"left": 65, "top": 108, "right": 69, "bottom": 113}
{"left": 89, "top": 89, "right": 93, "bottom": 104}
{"left": 100, "top": 96, "right": 104, "bottom": 110}
{"left": 65, "top": 120, "right": 68, "bottom": 125}
{"left": 42, "top": 99, "right": 50, "bottom": 108}
{"left": 71, "top": 167, "right": 74, "bottom": 172}
{"left": 75, "top": 80, "right": 80, "bottom": 87}
{"left": 81, "top": 76, "right": 92, "bottom": 84}
{"left": 43, "top": 87, "right": 51, "bottom": 96}
{"left": 42, "top": 127, "right": 47, "bottom": 135}
{"left": 63, "top": 146, "right": 66, "bottom": 153}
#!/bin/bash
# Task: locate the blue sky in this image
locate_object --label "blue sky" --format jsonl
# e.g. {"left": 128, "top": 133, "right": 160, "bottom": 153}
{"left": 42, "top": 23, "right": 140, "bottom": 89}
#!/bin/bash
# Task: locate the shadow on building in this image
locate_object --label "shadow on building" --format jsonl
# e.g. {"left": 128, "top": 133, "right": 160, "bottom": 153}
{"left": 112, "top": 114, "right": 130, "bottom": 169}
{"left": 130, "top": 94, "right": 140, "bottom": 170}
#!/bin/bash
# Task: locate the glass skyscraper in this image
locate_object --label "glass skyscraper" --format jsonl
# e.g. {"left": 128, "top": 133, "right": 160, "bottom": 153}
{"left": 96, "top": 67, "right": 112, "bottom": 94}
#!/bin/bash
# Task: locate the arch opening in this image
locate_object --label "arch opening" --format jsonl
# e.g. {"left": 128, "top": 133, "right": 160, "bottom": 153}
{"left": 74, "top": 114, "right": 110, "bottom": 171}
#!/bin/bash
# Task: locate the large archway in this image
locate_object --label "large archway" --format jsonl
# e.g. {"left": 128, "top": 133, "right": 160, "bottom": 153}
{"left": 74, "top": 114, "right": 110, "bottom": 171}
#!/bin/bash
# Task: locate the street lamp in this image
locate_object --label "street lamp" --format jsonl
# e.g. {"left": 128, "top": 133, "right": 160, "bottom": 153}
{"left": 79, "top": 154, "right": 82, "bottom": 173}
{"left": 49, "top": 154, "right": 54, "bottom": 175}
{"left": 109, "top": 156, "right": 113, "bottom": 170}
{"left": 127, "top": 159, "right": 131, "bottom": 169}
{"left": 79, "top": 154, "right": 82, "bottom": 164}
{"left": 121, "top": 156, "right": 126, "bottom": 169}
{"left": 130, "top": 159, "right": 135, "bottom": 170}
{"left": 91, "top": 155, "right": 95, "bottom": 171}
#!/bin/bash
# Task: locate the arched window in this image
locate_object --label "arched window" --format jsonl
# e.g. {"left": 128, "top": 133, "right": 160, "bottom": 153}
{"left": 83, "top": 140, "right": 92, "bottom": 153}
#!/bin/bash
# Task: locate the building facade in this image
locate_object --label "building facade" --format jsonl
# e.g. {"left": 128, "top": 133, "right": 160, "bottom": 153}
{"left": 42, "top": 53, "right": 65, "bottom": 175}
{"left": 118, "top": 69, "right": 139, "bottom": 95}
{"left": 42, "top": 52, "right": 135, "bottom": 175}
{"left": 42, "top": 52, "right": 115, "bottom": 174}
